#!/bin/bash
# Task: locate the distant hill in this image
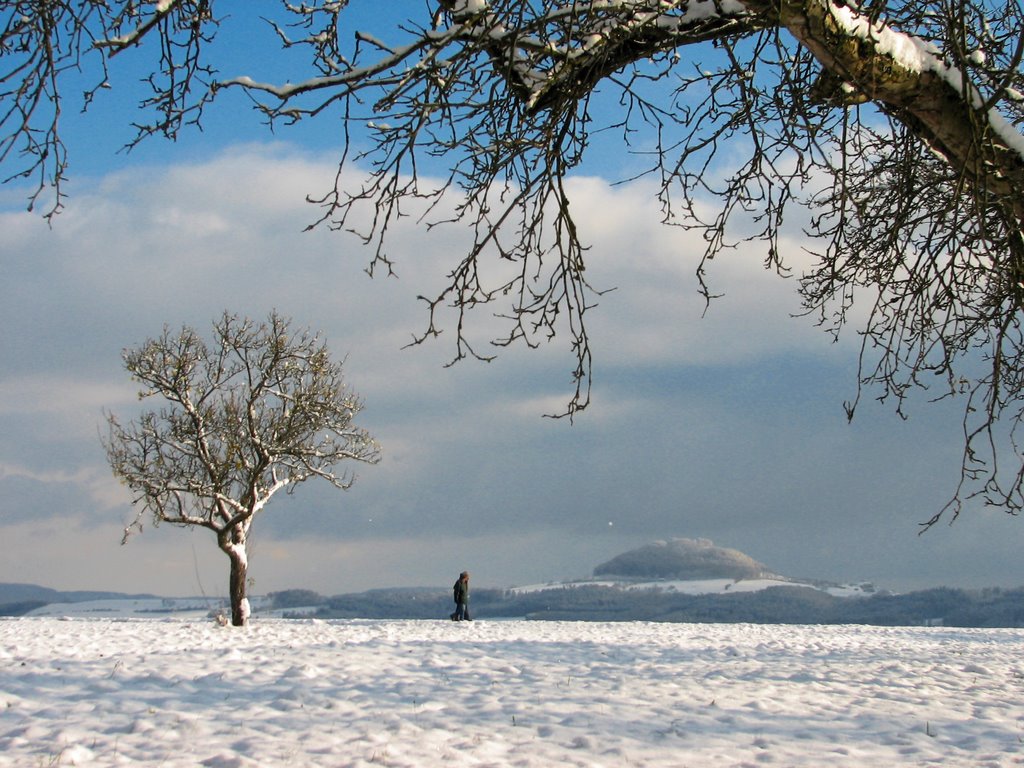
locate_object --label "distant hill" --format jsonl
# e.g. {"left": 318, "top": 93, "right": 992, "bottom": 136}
{"left": 289, "top": 582, "right": 1024, "bottom": 628}
{"left": 8, "top": 538, "right": 1024, "bottom": 627}
{"left": 296, "top": 539, "right": 1024, "bottom": 627}
{"left": 0, "top": 583, "right": 62, "bottom": 604}
{"left": 593, "top": 538, "right": 781, "bottom": 581}
{"left": 0, "top": 583, "right": 156, "bottom": 616}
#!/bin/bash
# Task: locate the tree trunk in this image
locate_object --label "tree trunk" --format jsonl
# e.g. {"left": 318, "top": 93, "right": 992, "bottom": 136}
{"left": 773, "top": 0, "right": 1024, "bottom": 220}
{"left": 228, "top": 551, "right": 248, "bottom": 627}
{"left": 221, "top": 523, "right": 251, "bottom": 627}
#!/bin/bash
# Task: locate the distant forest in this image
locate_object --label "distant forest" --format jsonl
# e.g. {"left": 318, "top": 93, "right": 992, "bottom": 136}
{"left": 266, "top": 584, "right": 1024, "bottom": 628}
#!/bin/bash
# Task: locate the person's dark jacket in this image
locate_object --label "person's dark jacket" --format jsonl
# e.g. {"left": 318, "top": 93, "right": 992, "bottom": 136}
{"left": 454, "top": 578, "right": 469, "bottom": 605}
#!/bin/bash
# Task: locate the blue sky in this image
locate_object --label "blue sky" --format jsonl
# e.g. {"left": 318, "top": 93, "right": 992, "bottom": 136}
{"left": 1, "top": 4, "right": 1023, "bottom": 598}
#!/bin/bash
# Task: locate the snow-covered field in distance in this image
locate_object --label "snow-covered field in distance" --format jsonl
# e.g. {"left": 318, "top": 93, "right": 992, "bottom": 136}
{"left": 24, "top": 596, "right": 268, "bottom": 620}
{"left": 20, "top": 579, "right": 870, "bottom": 617}
{"left": 1, "top": 617, "right": 1022, "bottom": 767}
{"left": 510, "top": 577, "right": 879, "bottom": 598}
{"left": 18, "top": 575, "right": 877, "bottom": 622}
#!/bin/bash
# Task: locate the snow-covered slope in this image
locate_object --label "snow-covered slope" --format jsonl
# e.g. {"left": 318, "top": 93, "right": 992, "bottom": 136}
{"left": 513, "top": 537, "right": 878, "bottom": 599}
{"left": 1, "top": 617, "right": 1021, "bottom": 766}
{"left": 510, "top": 577, "right": 877, "bottom": 598}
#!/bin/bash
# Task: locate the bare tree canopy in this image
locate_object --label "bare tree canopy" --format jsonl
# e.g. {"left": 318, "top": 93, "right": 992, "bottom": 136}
{"left": 103, "top": 311, "right": 381, "bottom": 625}
{"left": 5, "top": 1, "right": 1024, "bottom": 522}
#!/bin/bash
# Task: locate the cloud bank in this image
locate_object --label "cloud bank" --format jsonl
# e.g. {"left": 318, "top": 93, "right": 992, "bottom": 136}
{"left": 1, "top": 143, "right": 1021, "bottom": 597}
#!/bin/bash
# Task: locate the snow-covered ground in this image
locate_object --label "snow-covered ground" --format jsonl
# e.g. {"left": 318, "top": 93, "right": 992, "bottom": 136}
{"left": 1, "top": 617, "right": 1022, "bottom": 767}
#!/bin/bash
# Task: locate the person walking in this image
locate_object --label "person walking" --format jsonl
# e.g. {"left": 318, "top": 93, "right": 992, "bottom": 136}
{"left": 450, "top": 571, "right": 471, "bottom": 621}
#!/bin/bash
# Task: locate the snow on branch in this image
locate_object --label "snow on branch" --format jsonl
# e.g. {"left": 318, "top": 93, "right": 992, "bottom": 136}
{"left": 95, "top": 0, "right": 186, "bottom": 52}
{"left": 439, "top": 0, "right": 760, "bottom": 111}
{"left": 774, "top": 0, "right": 1024, "bottom": 213}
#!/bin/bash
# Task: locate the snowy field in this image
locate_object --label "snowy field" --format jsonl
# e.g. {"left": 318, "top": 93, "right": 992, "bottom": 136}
{"left": 509, "top": 578, "right": 877, "bottom": 598}
{"left": 1, "top": 618, "right": 1023, "bottom": 767}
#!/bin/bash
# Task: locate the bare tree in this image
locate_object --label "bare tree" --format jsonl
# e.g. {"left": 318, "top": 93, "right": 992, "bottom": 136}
{"left": 103, "top": 311, "right": 381, "bottom": 626}
{"left": 6, "top": 1, "right": 1024, "bottom": 522}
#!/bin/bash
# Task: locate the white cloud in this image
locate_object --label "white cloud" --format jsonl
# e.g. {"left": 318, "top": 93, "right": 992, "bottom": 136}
{"left": 0, "top": 142, "right": 1018, "bottom": 596}
{"left": 0, "top": 375, "right": 133, "bottom": 420}
{"left": 0, "top": 461, "right": 127, "bottom": 516}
